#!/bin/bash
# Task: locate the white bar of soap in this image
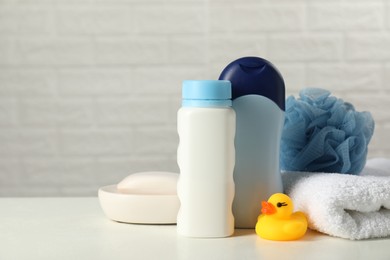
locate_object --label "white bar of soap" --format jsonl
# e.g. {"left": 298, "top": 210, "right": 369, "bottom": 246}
{"left": 98, "top": 171, "right": 180, "bottom": 224}
{"left": 117, "top": 171, "right": 178, "bottom": 195}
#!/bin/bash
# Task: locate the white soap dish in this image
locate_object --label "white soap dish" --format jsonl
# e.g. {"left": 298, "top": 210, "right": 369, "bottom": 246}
{"left": 98, "top": 171, "right": 180, "bottom": 224}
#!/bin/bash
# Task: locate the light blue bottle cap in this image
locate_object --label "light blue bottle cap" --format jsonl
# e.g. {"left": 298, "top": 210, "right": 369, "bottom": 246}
{"left": 182, "top": 80, "right": 232, "bottom": 107}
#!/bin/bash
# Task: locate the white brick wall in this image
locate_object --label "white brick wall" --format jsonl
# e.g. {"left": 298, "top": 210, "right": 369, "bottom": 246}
{"left": 0, "top": 0, "right": 389, "bottom": 196}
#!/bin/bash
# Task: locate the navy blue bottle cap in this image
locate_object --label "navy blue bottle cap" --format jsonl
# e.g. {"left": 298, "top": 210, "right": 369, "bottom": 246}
{"left": 219, "top": 57, "right": 285, "bottom": 111}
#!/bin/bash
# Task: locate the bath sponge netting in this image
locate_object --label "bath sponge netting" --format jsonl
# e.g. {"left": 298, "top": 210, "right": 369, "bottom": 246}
{"left": 280, "top": 88, "right": 375, "bottom": 174}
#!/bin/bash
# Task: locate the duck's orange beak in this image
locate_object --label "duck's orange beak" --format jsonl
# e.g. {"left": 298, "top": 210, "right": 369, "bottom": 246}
{"left": 261, "top": 201, "right": 276, "bottom": 215}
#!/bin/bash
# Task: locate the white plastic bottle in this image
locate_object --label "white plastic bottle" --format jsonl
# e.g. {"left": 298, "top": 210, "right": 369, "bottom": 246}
{"left": 177, "top": 80, "right": 235, "bottom": 238}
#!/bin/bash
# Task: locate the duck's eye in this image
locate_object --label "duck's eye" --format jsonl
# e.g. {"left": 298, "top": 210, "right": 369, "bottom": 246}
{"left": 277, "top": 202, "right": 288, "bottom": 207}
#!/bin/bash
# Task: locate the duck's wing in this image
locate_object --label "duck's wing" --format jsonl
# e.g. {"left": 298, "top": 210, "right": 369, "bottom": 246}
{"left": 283, "top": 221, "right": 306, "bottom": 235}
{"left": 283, "top": 213, "right": 308, "bottom": 235}
{"left": 293, "top": 211, "right": 307, "bottom": 221}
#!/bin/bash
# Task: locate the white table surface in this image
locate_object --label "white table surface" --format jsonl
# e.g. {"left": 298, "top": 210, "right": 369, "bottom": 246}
{"left": 1, "top": 197, "right": 390, "bottom": 260}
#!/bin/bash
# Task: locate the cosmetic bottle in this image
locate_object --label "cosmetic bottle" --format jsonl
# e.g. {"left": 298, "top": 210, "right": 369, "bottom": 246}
{"left": 219, "top": 57, "right": 285, "bottom": 228}
{"left": 177, "top": 80, "right": 235, "bottom": 237}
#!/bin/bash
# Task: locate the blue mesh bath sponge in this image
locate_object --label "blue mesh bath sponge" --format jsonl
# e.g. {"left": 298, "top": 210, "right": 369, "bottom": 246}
{"left": 281, "top": 88, "right": 375, "bottom": 174}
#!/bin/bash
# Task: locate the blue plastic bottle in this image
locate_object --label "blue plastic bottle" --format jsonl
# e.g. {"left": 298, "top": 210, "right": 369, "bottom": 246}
{"left": 219, "top": 57, "right": 285, "bottom": 228}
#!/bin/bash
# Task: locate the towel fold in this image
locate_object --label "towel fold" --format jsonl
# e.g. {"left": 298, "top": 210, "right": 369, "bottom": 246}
{"left": 282, "top": 158, "right": 390, "bottom": 240}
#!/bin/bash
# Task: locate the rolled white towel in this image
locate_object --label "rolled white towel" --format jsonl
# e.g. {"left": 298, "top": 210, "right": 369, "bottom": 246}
{"left": 282, "top": 158, "right": 390, "bottom": 240}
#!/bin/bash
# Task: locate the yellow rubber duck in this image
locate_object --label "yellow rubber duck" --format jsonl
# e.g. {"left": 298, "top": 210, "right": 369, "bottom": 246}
{"left": 255, "top": 193, "right": 308, "bottom": 241}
